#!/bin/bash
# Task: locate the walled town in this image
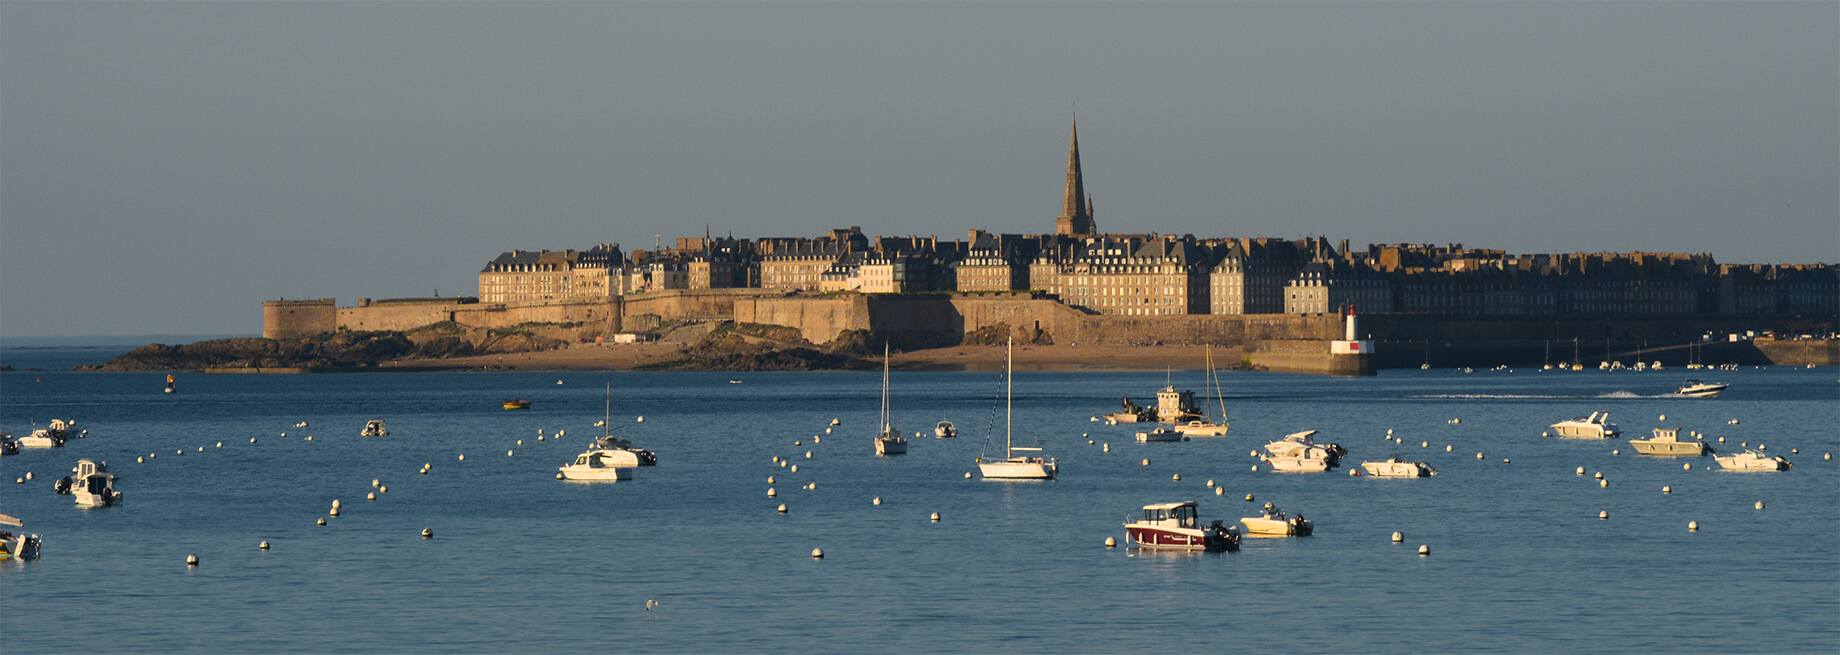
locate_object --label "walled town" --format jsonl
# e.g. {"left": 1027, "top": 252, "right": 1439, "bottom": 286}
{"left": 261, "top": 121, "right": 1839, "bottom": 373}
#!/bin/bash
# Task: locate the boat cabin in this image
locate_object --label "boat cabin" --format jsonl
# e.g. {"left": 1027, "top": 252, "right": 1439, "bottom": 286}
{"left": 1651, "top": 427, "right": 1681, "bottom": 441}
{"left": 1155, "top": 387, "right": 1200, "bottom": 422}
{"left": 1140, "top": 501, "right": 1200, "bottom": 529}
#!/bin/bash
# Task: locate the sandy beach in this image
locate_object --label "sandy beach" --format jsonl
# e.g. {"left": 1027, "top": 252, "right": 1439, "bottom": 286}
{"left": 378, "top": 342, "right": 1247, "bottom": 372}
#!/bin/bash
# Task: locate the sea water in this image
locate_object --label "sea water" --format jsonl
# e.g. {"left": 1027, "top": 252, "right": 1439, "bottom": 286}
{"left": 1, "top": 358, "right": 1834, "bottom": 652}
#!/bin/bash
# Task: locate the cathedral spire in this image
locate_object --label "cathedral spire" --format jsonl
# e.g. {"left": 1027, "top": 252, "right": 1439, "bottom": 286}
{"left": 1056, "top": 116, "right": 1096, "bottom": 235}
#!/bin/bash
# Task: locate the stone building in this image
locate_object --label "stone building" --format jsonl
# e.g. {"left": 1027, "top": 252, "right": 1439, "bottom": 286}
{"left": 1209, "top": 238, "right": 1310, "bottom": 314}
{"left": 479, "top": 250, "right": 588, "bottom": 303}
{"left": 1054, "top": 237, "right": 1210, "bottom": 316}
{"left": 1284, "top": 254, "right": 1392, "bottom": 315}
{"left": 954, "top": 230, "right": 1035, "bottom": 291}
{"left": 758, "top": 228, "right": 867, "bottom": 291}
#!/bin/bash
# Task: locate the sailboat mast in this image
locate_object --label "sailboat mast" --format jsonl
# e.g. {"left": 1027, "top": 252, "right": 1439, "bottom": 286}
{"left": 1005, "top": 338, "right": 1013, "bottom": 458}
{"left": 881, "top": 344, "right": 891, "bottom": 431}
{"left": 603, "top": 382, "right": 612, "bottom": 438}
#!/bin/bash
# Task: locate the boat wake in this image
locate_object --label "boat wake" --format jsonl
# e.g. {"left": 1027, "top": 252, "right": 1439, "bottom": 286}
{"left": 1408, "top": 391, "right": 1679, "bottom": 400}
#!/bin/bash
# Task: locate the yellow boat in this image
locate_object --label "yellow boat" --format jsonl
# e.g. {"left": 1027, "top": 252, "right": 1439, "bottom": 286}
{"left": 503, "top": 399, "right": 531, "bottom": 410}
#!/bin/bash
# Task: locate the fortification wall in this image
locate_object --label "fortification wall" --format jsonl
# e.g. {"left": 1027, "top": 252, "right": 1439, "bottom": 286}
{"left": 263, "top": 299, "right": 336, "bottom": 339}
{"left": 1246, "top": 339, "right": 1372, "bottom": 376}
{"left": 735, "top": 295, "right": 871, "bottom": 343}
{"left": 624, "top": 289, "right": 777, "bottom": 324}
{"left": 334, "top": 299, "right": 619, "bottom": 335}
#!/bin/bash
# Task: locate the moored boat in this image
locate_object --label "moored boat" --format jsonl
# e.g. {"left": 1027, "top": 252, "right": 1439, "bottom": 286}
{"left": 1676, "top": 380, "right": 1727, "bottom": 399}
{"left": 873, "top": 345, "right": 908, "bottom": 456}
{"left": 1714, "top": 449, "right": 1791, "bottom": 471}
{"left": 1135, "top": 427, "right": 1184, "bottom": 443}
{"left": 934, "top": 420, "right": 957, "bottom": 439}
{"left": 558, "top": 448, "right": 636, "bottom": 481}
{"left": 0, "top": 433, "right": 17, "bottom": 457}
{"left": 1240, "top": 502, "right": 1312, "bottom": 536}
{"left": 1628, "top": 428, "right": 1708, "bottom": 456}
{"left": 503, "top": 399, "right": 531, "bottom": 410}
{"left": 56, "top": 460, "right": 122, "bottom": 507}
{"left": 1123, "top": 501, "right": 1239, "bottom": 551}
{"left": 979, "top": 339, "right": 1058, "bottom": 480}
{"left": 1360, "top": 455, "right": 1437, "bottom": 478}
{"left": 1549, "top": 412, "right": 1620, "bottom": 439}
{"left": 360, "top": 420, "right": 388, "bottom": 437}
{"left": 0, "top": 513, "right": 39, "bottom": 561}
{"left": 1263, "top": 430, "right": 1345, "bottom": 461}
{"left": 1266, "top": 455, "right": 1332, "bottom": 473}
{"left": 18, "top": 419, "right": 78, "bottom": 448}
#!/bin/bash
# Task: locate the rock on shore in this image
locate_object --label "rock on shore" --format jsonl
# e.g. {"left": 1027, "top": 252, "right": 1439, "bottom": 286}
{"left": 74, "top": 325, "right": 567, "bottom": 371}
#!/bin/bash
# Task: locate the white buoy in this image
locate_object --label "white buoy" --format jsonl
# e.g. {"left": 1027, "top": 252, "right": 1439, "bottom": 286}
{"left": 23, "top": 472, "right": 32, "bottom": 481}
{"left": 1476, "top": 452, "right": 1484, "bottom": 459}
{"left": 636, "top": 417, "right": 644, "bottom": 422}
{"left": 825, "top": 428, "right": 832, "bottom": 434}
{"left": 1598, "top": 510, "right": 1608, "bottom": 519}
{"left": 805, "top": 451, "right": 812, "bottom": 459}
{"left": 831, "top": 418, "right": 841, "bottom": 425}
{"left": 259, "top": 541, "right": 269, "bottom": 550}
{"left": 537, "top": 436, "right": 543, "bottom": 441}
{"left": 1206, "top": 479, "right": 1215, "bottom": 487}
{"left": 1687, "top": 521, "right": 1699, "bottom": 531}
{"left": 1392, "top": 531, "right": 1404, "bottom": 543}
{"left": 1825, "top": 452, "right": 1833, "bottom": 460}
{"left": 150, "top": 453, "right": 156, "bottom": 459}
{"left": 332, "top": 499, "right": 342, "bottom": 509}
{"left": 1105, "top": 536, "right": 1117, "bottom": 548}
{"left": 555, "top": 472, "right": 564, "bottom": 480}
{"left": 1594, "top": 471, "right": 1604, "bottom": 480}
{"left": 1659, "top": 414, "right": 1666, "bottom": 421}
{"left": 1577, "top": 467, "right": 1586, "bottom": 475}
{"left": 1543, "top": 431, "right": 1550, "bottom": 437}
{"left": 806, "top": 483, "right": 815, "bottom": 490}
{"left": 304, "top": 437, "right": 311, "bottom": 441}
{"left": 330, "top": 508, "right": 340, "bottom": 516}
{"left": 812, "top": 548, "right": 824, "bottom": 559}
{"left": 317, "top": 518, "right": 327, "bottom": 526}
{"left": 777, "top": 504, "right": 788, "bottom": 513}
{"left": 1417, "top": 545, "right": 1429, "bottom": 556}
{"left": 250, "top": 438, "right": 257, "bottom": 443}
{"left": 965, "top": 472, "right": 972, "bottom": 478}
{"left": 215, "top": 442, "right": 222, "bottom": 448}
{"left": 1718, "top": 437, "right": 1725, "bottom": 443}
{"left": 1600, "top": 479, "right": 1608, "bottom": 487}
{"left": 1421, "top": 441, "right": 1428, "bottom": 448}
{"left": 1503, "top": 458, "right": 1511, "bottom": 464}
{"left": 930, "top": 512, "right": 941, "bottom": 522}
{"left": 367, "top": 492, "right": 377, "bottom": 500}
{"left": 1140, "top": 458, "right": 1150, "bottom": 466}
{"left": 517, "top": 440, "right": 523, "bottom": 445}
{"left": 794, "top": 441, "right": 801, "bottom": 446}
{"left": 1245, "top": 494, "right": 1254, "bottom": 502}
{"left": 813, "top": 436, "right": 820, "bottom": 444}
{"left": 873, "top": 497, "right": 882, "bottom": 505}
{"left": 1683, "top": 463, "right": 1692, "bottom": 470}
{"left": 773, "top": 456, "right": 780, "bottom": 463}
{"left": 1445, "top": 445, "right": 1452, "bottom": 452}
{"left": 790, "top": 465, "right": 798, "bottom": 473}
{"left": 1755, "top": 501, "right": 1764, "bottom": 510}
{"left": 767, "top": 476, "right": 775, "bottom": 483}
{"left": 1662, "top": 486, "right": 1671, "bottom": 494}
{"left": 1611, "top": 449, "right": 1619, "bottom": 455}
{"left": 380, "top": 486, "right": 388, "bottom": 493}
{"left": 1102, "top": 444, "right": 1110, "bottom": 452}
{"left": 768, "top": 488, "right": 777, "bottom": 497}
{"left": 508, "top": 450, "right": 514, "bottom": 456}
{"left": 422, "top": 528, "right": 433, "bottom": 538}
{"left": 187, "top": 554, "right": 199, "bottom": 566}
{"left": 1249, "top": 450, "right": 1259, "bottom": 457}
{"left": 1215, "top": 487, "right": 1224, "bottom": 496}
{"left": 137, "top": 457, "right": 144, "bottom": 463}
{"left": 1172, "top": 474, "right": 1180, "bottom": 481}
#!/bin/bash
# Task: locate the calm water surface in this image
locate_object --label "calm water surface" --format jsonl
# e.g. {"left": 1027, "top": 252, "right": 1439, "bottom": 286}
{"left": 2, "top": 360, "right": 1835, "bottom": 653}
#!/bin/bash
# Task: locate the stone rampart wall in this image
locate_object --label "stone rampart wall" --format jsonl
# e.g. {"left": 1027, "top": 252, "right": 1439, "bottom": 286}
{"left": 263, "top": 299, "right": 336, "bottom": 339}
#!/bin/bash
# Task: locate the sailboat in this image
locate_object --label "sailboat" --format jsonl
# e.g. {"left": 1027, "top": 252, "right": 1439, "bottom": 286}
{"left": 559, "top": 383, "right": 651, "bottom": 481}
{"left": 874, "top": 344, "right": 908, "bottom": 456}
{"left": 1175, "top": 346, "right": 1229, "bottom": 437}
{"left": 979, "top": 339, "right": 1057, "bottom": 479}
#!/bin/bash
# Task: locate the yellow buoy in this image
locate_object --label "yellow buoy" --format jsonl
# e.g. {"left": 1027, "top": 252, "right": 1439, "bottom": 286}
{"left": 422, "top": 528, "right": 433, "bottom": 538}
{"left": 812, "top": 548, "right": 824, "bottom": 559}
{"left": 1683, "top": 463, "right": 1691, "bottom": 470}
{"left": 317, "top": 518, "right": 327, "bottom": 526}
{"left": 1577, "top": 467, "right": 1586, "bottom": 475}
{"left": 1418, "top": 545, "right": 1430, "bottom": 556}
{"left": 1245, "top": 494, "right": 1254, "bottom": 502}
{"left": 767, "top": 476, "right": 775, "bottom": 483}
{"left": 1598, "top": 510, "right": 1608, "bottom": 519}
{"left": 768, "top": 488, "right": 776, "bottom": 497}
{"left": 1595, "top": 472, "right": 1604, "bottom": 480}
{"left": 1687, "top": 521, "right": 1699, "bottom": 531}
{"left": 873, "top": 497, "right": 882, "bottom": 505}
{"left": 1215, "top": 487, "right": 1224, "bottom": 496}
{"left": 1599, "top": 479, "right": 1608, "bottom": 488}
{"left": 1662, "top": 486, "right": 1671, "bottom": 494}
{"left": 187, "top": 554, "right": 199, "bottom": 566}
{"left": 1140, "top": 459, "right": 1150, "bottom": 466}
{"left": 1105, "top": 536, "right": 1117, "bottom": 548}
{"left": 1754, "top": 501, "right": 1764, "bottom": 510}
{"left": 930, "top": 512, "right": 941, "bottom": 522}
{"left": 367, "top": 492, "right": 377, "bottom": 500}
{"left": 1172, "top": 474, "right": 1180, "bottom": 481}
{"left": 965, "top": 472, "right": 972, "bottom": 478}
{"left": 259, "top": 541, "right": 270, "bottom": 550}
{"left": 1392, "top": 531, "right": 1404, "bottom": 543}
{"left": 1206, "top": 479, "right": 1215, "bottom": 487}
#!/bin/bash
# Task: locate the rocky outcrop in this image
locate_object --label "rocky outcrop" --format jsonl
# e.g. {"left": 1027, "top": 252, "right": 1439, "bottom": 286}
{"left": 75, "top": 325, "right": 568, "bottom": 371}
{"left": 637, "top": 331, "right": 871, "bottom": 371}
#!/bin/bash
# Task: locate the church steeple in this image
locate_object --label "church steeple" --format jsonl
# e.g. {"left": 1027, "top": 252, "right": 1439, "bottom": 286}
{"left": 1056, "top": 116, "right": 1096, "bottom": 235}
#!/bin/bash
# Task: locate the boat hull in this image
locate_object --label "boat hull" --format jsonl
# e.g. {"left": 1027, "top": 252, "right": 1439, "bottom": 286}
{"left": 979, "top": 459, "right": 1057, "bottom": 479}
{"left": 1714, "top": 455, "right": 1790, "bottom": 471}
{"left": 1124, "top": 525, "right": 1239, "bottom": 551}
{"left": 875, "top": 437, "right": 908, "bottom": 455}
{"left": 558, "top": 465, "right": 633, "bottom": 481}
{"left": 1135, "top": 429, "right": 1183, "bottom": 443}
{"left": 1360, "top": 461, "right": 1435, "bottom": 477}
{"left": 1174, "top": 422, "right": 1228, "bottom": 437}
{"left": 1267, "top": 456, "right": 1331, "bottom": 473}
{"left": 17, "top": 437, "right": 60, "bottom": 448}
{"left": 1549, "top": 425, "right": 1618, "bottom": 439}
{"left": 1240, "top": 517, "right": 1312, "bottom": 536}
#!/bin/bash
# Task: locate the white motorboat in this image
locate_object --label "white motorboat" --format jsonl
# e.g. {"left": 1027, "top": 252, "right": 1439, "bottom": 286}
{"left": 360, "top": 420, "right": 388, "bottom": 437}
{"left": 558, "top": 448, "right": 637, "bottom": 481}
{"left": 1676, "top": 380, "right": 1728, "bottom": 398}
{"left": 1360, "top": 455, "right": 1437, "bottom": 478}
{"left": 1263, "top": 430, "right": 1346, "bottom": 461}
{"left": 1628, "top": 428, "right": 1708, "bottom": 456}
{"left": 934, "top": 420, "right": 957, "bottom": 439}
{"left": 55, "top": 460, "right": 121, "bottom": 507}
{"left": 1714, "top": 449, "right": 1791, "bottom": 471}
{"left": 0, "top": 432, "right": 17, "bottom": 457}
{"left": 1173, "top": 346, "right": 1230, "bottom": 436}
{"left": 1549, "top": 411, "right": 1620, "bottom": 439}
{"left": 1240, "top": 502, "right": 1313, "bottom": 537}
{"left": 874, "top": 345, "right": 907, "bottom": 456}
{"left": 1266, "top": 455, "right": 1332, "bottom": 473}
{"left": 1122, "top": 501, "right": 1239, "bottom": 551}
{"left": 18, "top": 419, "right": 78, "bottom": 448}
{"left": 1135, "top": 427, "right": 1184, "bottom": 443}
{"left": 0, "top": 513, "right": 40, "bottom": 561}
{"left": 979, "top": 339, "right": 1058, "bottom": 480}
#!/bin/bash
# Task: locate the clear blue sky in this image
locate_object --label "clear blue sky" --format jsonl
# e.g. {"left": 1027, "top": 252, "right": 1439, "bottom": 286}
{"left": 3, "top": 2, "right": 1834, "bottom": 337}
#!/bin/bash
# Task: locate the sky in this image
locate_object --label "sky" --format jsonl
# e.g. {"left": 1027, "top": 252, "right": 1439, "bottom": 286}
{"left": 2, "top": 2, "right": 1834, "bottom": 337}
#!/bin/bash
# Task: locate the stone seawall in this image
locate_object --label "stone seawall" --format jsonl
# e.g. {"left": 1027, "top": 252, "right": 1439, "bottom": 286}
{"left": 1247, "top": 339, "right": 1373, "bottom": 376}
{"left": 263, "top": 299, "right": 336, "bottom": 339}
